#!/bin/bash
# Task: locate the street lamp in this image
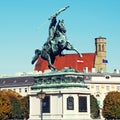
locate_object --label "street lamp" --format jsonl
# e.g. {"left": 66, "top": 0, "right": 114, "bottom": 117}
{"left": 37, "top": 90, "right": 46, "bottom": 120}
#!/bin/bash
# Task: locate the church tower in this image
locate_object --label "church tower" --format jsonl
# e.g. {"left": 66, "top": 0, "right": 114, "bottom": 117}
{"left": 94, "top": 37, "right": 107, "bottom": 72}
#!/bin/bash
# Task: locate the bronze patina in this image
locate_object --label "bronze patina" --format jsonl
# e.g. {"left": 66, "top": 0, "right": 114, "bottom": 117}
{"left": 31, "top": 6, "right": 82, "bottom": 70}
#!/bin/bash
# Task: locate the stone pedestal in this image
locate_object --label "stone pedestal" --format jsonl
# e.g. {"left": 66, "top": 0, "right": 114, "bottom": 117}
{"left": 29, "top": 69, "right": 91, "bottom": 120}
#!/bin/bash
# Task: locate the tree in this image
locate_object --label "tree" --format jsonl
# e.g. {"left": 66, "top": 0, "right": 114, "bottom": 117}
{"left": 21, "top": 95, "right": 29, "bottom": 119}
{"left": 0, "top": 89, "right": 23, "bottom": 119}
{"left": 102, "top": 91, "right": 120, "bottom": 119}
{"left": 0, "top": 91, "right": 11, "bottom": 120}
{"left": 0, "top": 90, "right": 30, "bottom": 119}
{"left": 90, "top": 95, "right": 99, "bottom": 119}
{"left": 8, "top": 95, "right": 23, "bottom": 119}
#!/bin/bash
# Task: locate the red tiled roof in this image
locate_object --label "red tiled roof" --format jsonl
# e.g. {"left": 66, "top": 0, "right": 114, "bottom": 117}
{"left": 34, "top": 53, "right": 95, "bottom": 72}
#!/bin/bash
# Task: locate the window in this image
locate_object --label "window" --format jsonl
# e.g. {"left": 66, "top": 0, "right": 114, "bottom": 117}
{"left": 96, "top": 94, "right": 100, "bottom": 97}
{"left": 42, "top": 96, "right": 50, "bottom": 113}
{"left": 116, "top": 86, "right": 120, "bottom": 91}
{"left": 102, "top": 44, "right": 104, "bottom": 51}
{"left": 19, "top": 88, "right": 21, "bottom": 93}
{"left": 13, "top": 89, "right": 16, "bottom": 92}
{"left": 96, "top": 86, "right": 100, "bottom": 91}
{"left": 67, "top": 96, "right": 74, "bottom": 110}
{"left": 79, "top": 96, "right": 87, "bottom": 112}
{"left": 106, "top": 86, "right": 110, "bottom": 91}
{"left": 99, "top": 44, "right": 101, "bottom": 51}
{"left": 25, "top": 88, "right": 27, "bottom": 92}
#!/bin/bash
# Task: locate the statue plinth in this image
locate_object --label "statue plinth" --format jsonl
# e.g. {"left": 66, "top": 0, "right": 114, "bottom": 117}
{"left": 29, "top": 68, "right": 91, "bottom": 120}
{"left": 31, "top": 67, "right": 87, "bottom": 90}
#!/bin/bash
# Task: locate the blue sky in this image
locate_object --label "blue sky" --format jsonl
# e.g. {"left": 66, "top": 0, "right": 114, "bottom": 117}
{"left": 0, "top": 0, "right": 120, "bottom": 75}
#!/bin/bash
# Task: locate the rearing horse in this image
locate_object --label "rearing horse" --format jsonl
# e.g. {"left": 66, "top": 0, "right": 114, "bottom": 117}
{"left": 31, "top": 19, "right": 82, "bottom": 70}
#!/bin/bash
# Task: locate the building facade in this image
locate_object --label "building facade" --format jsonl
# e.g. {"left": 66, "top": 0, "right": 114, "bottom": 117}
{"left": 0, "top": 75, "right": 34, "bottom": 96}
{"left": 84, "top": 71, "right": 120, "bottom": 119}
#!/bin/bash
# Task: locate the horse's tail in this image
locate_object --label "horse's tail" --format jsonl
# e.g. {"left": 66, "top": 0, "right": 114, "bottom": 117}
{"left": 31, "top": 49, "right": 41, "bottom": 64}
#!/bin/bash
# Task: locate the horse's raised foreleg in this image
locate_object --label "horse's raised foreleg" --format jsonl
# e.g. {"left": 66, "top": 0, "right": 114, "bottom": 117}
{"left": 65, "top": 42, "right": 82, "bottom": 58}
{"left": 72, "top": 48, "right": 82, "bottom": 58}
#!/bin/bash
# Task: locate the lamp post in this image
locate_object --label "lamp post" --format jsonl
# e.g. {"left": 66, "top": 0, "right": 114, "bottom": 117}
{"left": 37, "top": 90, "right": 46, "bottom": 120}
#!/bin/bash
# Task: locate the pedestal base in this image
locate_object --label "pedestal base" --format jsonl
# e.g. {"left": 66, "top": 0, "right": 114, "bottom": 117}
{"left": 29, "top": 70, "right": 91, "bottom": 120}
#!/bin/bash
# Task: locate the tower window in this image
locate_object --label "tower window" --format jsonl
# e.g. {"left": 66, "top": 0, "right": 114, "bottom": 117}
{"left": 99, "top": 44, "right": 101, "bottom": 51}
{"left": 102, "top": 44, "right": 104, "bottom": 51}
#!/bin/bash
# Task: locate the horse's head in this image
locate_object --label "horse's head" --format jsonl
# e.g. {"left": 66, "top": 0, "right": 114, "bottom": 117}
{"left": 56, "top": 20, "right": 66, "bottom": 34}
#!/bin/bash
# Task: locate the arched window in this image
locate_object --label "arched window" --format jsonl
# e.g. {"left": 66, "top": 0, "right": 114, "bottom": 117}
{"left": 42, "top": 96, "right": 50, "bottom": 113}
{"left": 102, "top": 44, "right": 104, "bottom": 51}
{"left": 99, "top": 44, "right": 101, "bottom": 51}
{"left": 67, "top": 96, "right": 74, "bottom": 110}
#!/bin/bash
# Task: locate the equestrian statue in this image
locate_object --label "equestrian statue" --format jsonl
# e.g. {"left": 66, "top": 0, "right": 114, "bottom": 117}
{"left": 31, "top": 6, "right": 82, "bottom": 71}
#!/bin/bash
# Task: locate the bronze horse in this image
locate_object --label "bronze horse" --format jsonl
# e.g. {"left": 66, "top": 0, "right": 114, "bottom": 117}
{"left": 31, "top": 19, "right": 82, "bottom": 70}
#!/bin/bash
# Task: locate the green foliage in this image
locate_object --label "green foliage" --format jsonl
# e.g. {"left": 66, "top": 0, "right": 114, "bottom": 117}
{"left": 0, "top": 91, "right": 11, "bottom": 120}
{"left": 102, "top": 91, "right": 120, "bottom": 119}
{"left": 90, "top": 95, "right": 99, "bottom": 119}
{"left": 2, "top": 89, "right": 23, "bottom": 119}
{"left": 21, "top": 95, "right": 29, "bottom": 119}
{"left": 0, "top": 89, "right": 29, "bottom": 119}
{"left": 8, "top": 96, "right": 23, "bottom": 119}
